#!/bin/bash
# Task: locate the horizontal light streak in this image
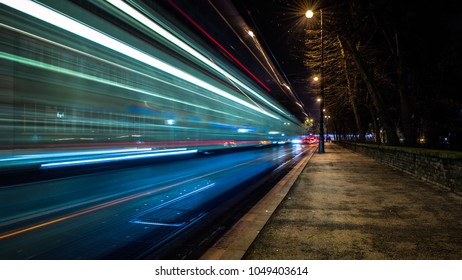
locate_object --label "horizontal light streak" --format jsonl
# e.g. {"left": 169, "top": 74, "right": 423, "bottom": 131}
{"left": 0, "top": 147, "right": 152, "bottom": 162}
{"left": 107, "top": 0, "right": 286, "bottom": 115}
{"left": 0, "top": 184, "right": 181, "bottom": 239}
{"left": 129, "top": 182, "right": 215, "bottom": 226}
{"left": 0, "top": 23, "right": 255, "bottom": 121}
{"left": 40, "top": 149, "right": 197, "bottom": 169}
{"left": 1, "top": 0, "right": 278, "bottom": 119}
{"left": 0, "top": 52, "right": 251, "bottom": 121}
{"left": 0, "top": 147, "right": 279, "bottom": 239}
{"left": 130, "top": 220, "right": 185, "bottom": 227}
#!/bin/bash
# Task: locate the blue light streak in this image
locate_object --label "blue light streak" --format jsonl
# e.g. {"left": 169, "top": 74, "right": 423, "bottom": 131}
{"left": 40, "top": 149, "right": 198, "bottom": 169}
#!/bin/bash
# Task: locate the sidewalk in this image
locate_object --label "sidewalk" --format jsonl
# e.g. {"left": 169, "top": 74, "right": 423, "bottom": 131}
{"left": 202, "top": 143, "right": 462, "bottom": 259}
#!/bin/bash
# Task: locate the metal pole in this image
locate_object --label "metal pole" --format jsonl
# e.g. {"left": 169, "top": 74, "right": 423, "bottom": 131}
{"left": 318, "top": 9, "right": 325, "bottom": 153}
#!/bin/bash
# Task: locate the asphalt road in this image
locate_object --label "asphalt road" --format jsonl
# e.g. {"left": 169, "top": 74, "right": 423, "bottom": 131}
{"left": 0, "top": 144, "right": 312, "bottom": 259}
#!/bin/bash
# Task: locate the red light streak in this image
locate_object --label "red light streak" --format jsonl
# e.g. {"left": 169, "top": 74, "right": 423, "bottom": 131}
{"left": 168, "top": 0, "right": 271, "bottom": 92}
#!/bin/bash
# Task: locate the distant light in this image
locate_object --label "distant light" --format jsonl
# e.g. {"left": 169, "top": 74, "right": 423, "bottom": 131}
{"left": 269, "top": 131, "right": 280, "bottom": 135}
{"left": 248, "top": 30, "right": 255, "bottom": 37}
{"left": 313, "top": 76, "right": 319, "bottom": 81}
{"left": 238, "top": 128, "right": 250, "bottom": 133}
{"left": 52, "top": 138, "right": 74, "bottom": 141}
{"left": 305, "top": 10, "right": 314, "bottom": 18}
{"left": 165, "top": 119, "right": 176, "bottom": 125}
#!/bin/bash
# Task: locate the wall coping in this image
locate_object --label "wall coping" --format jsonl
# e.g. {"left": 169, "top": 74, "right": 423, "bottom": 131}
{"left": 340, "top": 142, "right": 462, "bottom": 160}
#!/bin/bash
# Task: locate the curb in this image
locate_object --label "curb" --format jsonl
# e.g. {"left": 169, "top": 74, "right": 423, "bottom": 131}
{"left": 200, "top": 146, "right": 317, "bottom": 260}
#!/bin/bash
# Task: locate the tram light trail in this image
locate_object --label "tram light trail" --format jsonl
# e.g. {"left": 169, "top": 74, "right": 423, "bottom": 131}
{"left": 0, "top": 0, "right": 302, "bottom": 156}
{"left": 1, "top": 0, "right": 279, "bottom": 119}
{"left": 40, "top": 149, "right": 197, "bottom": 169}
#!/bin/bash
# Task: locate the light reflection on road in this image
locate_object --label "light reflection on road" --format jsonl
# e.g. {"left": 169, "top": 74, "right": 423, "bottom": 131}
{"left": 0, "top": 144, "right": 314, "bottom": 259}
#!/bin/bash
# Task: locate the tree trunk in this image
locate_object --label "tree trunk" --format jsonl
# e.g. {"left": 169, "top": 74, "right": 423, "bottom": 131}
{"left": 338, "top": 35, "right": 399, "bottom": 145}
{"left": 338, "top": 37, "right": 365, "bottom": 142}
{"left": 396, "top": 31, "right": 416, "bottom": 146}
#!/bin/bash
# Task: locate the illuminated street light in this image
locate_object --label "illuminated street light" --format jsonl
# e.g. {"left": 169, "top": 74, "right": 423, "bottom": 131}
{"left": 305, "top": 10, "right": 314, "bottom": 19}
{"left": 306, "top": 9, "right": 324, "bottom": 153}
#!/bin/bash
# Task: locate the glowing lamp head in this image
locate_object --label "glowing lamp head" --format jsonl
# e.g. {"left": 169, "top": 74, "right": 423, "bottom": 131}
{"left": 305, "top": 10, "right": 314, "bottom": 18}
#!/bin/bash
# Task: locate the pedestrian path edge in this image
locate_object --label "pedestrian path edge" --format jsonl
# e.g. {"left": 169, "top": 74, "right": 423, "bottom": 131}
{"left": 200, "top": 146, "right": 316, "bottom": 260}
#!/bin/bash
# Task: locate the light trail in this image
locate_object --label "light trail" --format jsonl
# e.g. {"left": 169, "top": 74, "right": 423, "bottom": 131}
{"left": 0, "top": 50, "right": 258, "bottom": 125}
{"left": 0, "top": 146, "right": 307, "bottom": 240}
{"left": 206, "top": 1, "right": 278, "bottom": 84}
{"left": 164, "top": 0, "right": 299, "bottom": 118}
{"left": 0, "top": 23, "right": 261, "bottom": 122}
{"left": 40, "top": 149, "right": 197, "bottom": 169}
{"left": 0, "top": 176, "right": 209, "bottom": 240}
{"left": 1, "top": 0, "right": 279, "bottom": 120}
{"left": 165, "top": 0, "right": 271, "bottom": 93}
{"left": 107, "top": 0, "right": 289, "bottom": 117}
{"left": 0, "top": 147, "right": 152, "bottom": 162}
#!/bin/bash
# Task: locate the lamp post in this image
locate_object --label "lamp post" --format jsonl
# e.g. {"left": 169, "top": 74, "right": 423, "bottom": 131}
{"left": 306, "top": 9, "right": 325, "bottom": 153}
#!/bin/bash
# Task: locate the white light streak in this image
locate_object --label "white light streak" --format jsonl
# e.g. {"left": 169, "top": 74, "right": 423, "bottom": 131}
{"left": 1, "top": 0, "right": 279, "bottom": 119}
{"left": 40, "top": 149, "right": 198, "bottom": 169}
{"left": 0, "top": 148, "right": 152, "bottom": 162}
{"left": 104, "top": 0, "right": 285, "bottom": 116}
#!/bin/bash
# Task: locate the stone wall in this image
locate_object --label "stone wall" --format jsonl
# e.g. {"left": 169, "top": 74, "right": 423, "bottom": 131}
{"left": 338, "top": 142, "right": 462, "bottom": 192}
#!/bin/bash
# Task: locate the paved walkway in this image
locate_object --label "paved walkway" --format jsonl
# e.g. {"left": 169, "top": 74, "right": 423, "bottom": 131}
{"left": 202, "top": 143, "right": 462, "bottom": 260}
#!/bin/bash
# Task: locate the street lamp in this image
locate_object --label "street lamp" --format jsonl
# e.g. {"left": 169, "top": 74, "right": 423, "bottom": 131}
{"left": 306, "top": 9, "right": 324, "bottom": 153}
